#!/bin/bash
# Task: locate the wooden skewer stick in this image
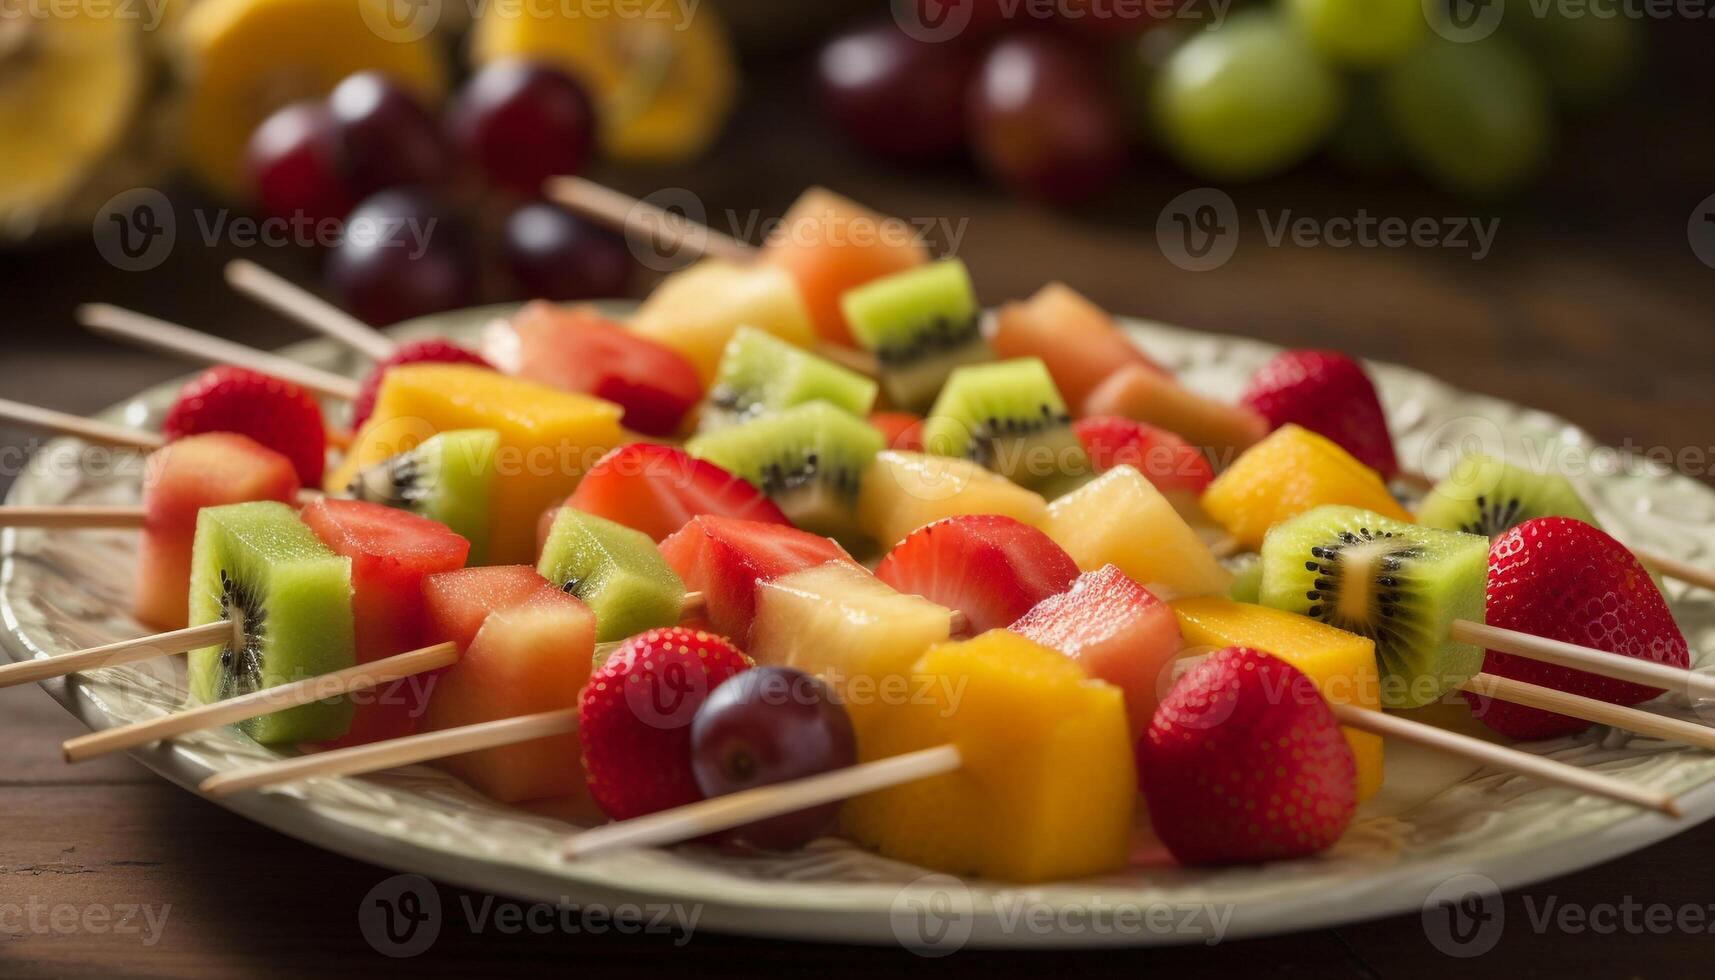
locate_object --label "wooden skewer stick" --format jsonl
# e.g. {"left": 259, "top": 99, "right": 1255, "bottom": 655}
{"left": 0, "top": 397, "right": 163, "bottom": 451}
{"left": 545, "top": 176, "right": 759, "bottom": 265}
{"left": 1460, "top": 673, "right": 1715, "bottom": 752}
{"left": 225, "top": 259, "right": 398, "bottom": 361}
{"left": 0, "top": 621, "right": 234, "bottom": 690}
{"left": 78, "top": 303, "right": 362, "bottom": 402}
{"left": 1632, "top": 548, "right": 1715, "bottom": 597}
{"left": 62, "top": 642, "right": 460, "bottom": 763}
{"left": 1452, "top": 620, "right": 1715, "bottom": 701}
{"left": 199, "top": 707, "right": 580, "bottom": 798}
{"left": 0, "top": 505, "right": 148, "bottom": 529}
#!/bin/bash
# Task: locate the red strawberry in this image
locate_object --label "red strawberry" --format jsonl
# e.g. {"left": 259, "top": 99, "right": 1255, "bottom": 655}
{"left": 567, "top": 443, "right": 790, "bottom": 542}
{"left": 1464, "top": 517, "right": 1690, "bottom": 740}
{"left": 659, "top": 516, "right": 856, "bottom": 642}
{"left": 1240, "top": 350, "right": 1399, "bottom": 479}
{"left": 579, "top": 627, "right": 753, "bottom": 820}
{"left": 351, "top": 338, "right": 491, "bottom": 429}
{"left": 1138, "top": 647, "right": 1356, "bottom": 866}
{"left": 1073, "top": 415, "right": 1214, "bottom": 496}
{"left": 875, "top": 514, "right": 1079, "bottom": 634}
{"left": 869, "top": 412, "right": 925, "bottom": 452}
{"left": 162, "top": 366, "right": 328, "bottom": 485}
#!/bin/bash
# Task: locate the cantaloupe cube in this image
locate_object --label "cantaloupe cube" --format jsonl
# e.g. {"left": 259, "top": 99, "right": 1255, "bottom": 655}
{"left": 630, "top": 260, "right": 817, "bottom": 382}
{"left": 761, "top": 187, "right": 928, "bottom": 347}
{"left": 989, "top": 283, "right": 1168, "bottom": 409}
{"left": 839, "top": 631, "right": 1135, "bottom": 882}
{"left": 1043, "top": 465, "right": 1231, "bottom": 601}
{"left": 856, "top": 450, "right": 1047, "bottom": 551}
{"left": 1201, "top": 424, "right": 1412, "bottom": 551}
{"left": 1082, "top": 362, "right": 1269, "bottom": 457}
{"left": 1170, "top": 596, "right": 1384, "bottom": 802}
{"left": 326, "top": 364, "right": 624, "bottom": 565}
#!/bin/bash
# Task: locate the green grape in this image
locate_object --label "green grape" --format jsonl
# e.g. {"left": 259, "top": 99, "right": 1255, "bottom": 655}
{"left": 1507, "top": 10, "right": 1641, "bottom": 109}
{"left": 1150, "top": 11, "right": 1344, "bottom": 181}
{"left": 1382, "top": 36, "right": 1552, "bottom": 197}
{"left": 1286, "top": 0, "right": 1426, "bottom": 68}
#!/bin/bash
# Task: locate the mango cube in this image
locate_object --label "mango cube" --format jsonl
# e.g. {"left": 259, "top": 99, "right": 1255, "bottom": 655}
{"left": 630, "top": 260, "right": 817, "bottom": 383}
{"left": 1044, "top": 465, "right": 1231, "bottom": 601}
{"left": 1201, "top": 424, "right": 1412, "bottom": 551}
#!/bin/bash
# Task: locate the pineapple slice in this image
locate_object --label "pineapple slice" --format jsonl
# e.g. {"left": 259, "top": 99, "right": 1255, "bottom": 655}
{"left": 856, "top": 450, "right": 1047, "bottom": 552}
{"left": 840, "top": 630, "right": 1136, "bottom": 882}
{"left": 630, "top": 260, "right": 817, "bottom": 382}
{"left": 1201, "top": 424, "right": 1412, "bottom": 551}
{"left": 1043, "top": 465, "right": 1231, "bottom": 601}
{"left": 1171, "top": 596, "right": 1385, "bottom": 802}
{"left": 751, "top": 561, "right": 954, "bottom": 742}
{"left": 326, "top": 364, "right": 624, "bottom": 565}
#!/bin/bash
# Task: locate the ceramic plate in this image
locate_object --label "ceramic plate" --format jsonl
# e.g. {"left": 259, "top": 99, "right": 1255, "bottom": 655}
{"left": 6, "top": 306, "right": 1715, "bottom": 949}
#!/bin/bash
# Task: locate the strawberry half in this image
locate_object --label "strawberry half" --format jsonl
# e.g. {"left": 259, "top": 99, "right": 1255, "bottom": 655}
{"left": 568, "top": 443, "right": 790, "bottom": 542}
{"left": 1073, "top": 415, "right": 1214, "bottom": 496}
{"left": 579, "top": 627, "right": 753, "bottom": 821}
{"left": 350, "top": 338, "right": 491, "bottom": 429}
{"left": 1240, "top": 350, "right": 1399, "bottom": 479}
{"left": 1138, "top": 647, "right": 1357, "bottom": 866}
{"left": 875, "top": 514, "right": 1079, "bottom": 634}
{"left": 162, "top": 366, "right": 328, "bottom": 486}
{"left": 1464, "top": 517, "right": 1691, "bottom": 740}
{"left": 659, "top": 516, "right": 856, "bottom": 642}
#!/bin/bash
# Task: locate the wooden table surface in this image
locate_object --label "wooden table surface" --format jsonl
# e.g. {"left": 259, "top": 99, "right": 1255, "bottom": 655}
{"left": 2, "top": 43, "right": 1713, "bottom": 977}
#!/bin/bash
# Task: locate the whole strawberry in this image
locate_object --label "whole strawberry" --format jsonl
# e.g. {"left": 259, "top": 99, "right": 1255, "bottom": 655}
{"left": 1464, "top": 517, "right": 1690, "bottom": 740}
{"left": 579, "top": 627, "right": 753, "bottom": 821}
{"left": 1240, "top": 350, "right": 1398, "bottom": 479}
{"left": 350, "top": 339, "right": 491, "bottom": 429}
{"left": 162, "top": 366, "right": 327, "bottom": 485}
{"left": 1138, "top": 646, "right": 1356, "bottom": 866}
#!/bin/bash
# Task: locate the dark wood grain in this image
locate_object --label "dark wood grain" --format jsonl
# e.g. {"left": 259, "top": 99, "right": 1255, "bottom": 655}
{"left": 2, "top": 35, "right": 1714, "bottom": 978}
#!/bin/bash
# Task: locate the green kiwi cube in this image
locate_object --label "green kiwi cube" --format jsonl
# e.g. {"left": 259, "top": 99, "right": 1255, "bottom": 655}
{"left": 347, "top": 428, "right": 498, "bottom": 563}
{"left": 1418, "top": 453, "right": 1600, "bottom": 537}
{"left": 922, "top": 358, "right": 1091, "bottom": 498}
{"left": 186, "top": 501, "right": 356, "bottom": 743}
{"left": 840, "top": 258, "right": 993, "bottom": 412}
{"left": 1258, "top": 505, "right": 1489, "bottom": 709}
{"left": 686, "top": 400, "right": 884, "bottom": 551}
{"left": 703, "top": 326, "right": 879, "bottom": 430}
{"left": 538, "top": 508, "right": 686, "bottom": 643}
{"left": 1228, "top": 557, "right": 1263, "bottom": 604}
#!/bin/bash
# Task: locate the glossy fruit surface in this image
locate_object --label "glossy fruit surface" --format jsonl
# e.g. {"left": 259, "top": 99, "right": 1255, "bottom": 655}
{"left": 328, "top": 70, "right": 451, "bottom": 194}
{"left": 818, "top": 21, "right": 976, "bottom": 161}
{"left": 447, "top": 60, "right": 595, "bottom": 195}
{"left": 566, "top": 443, "right": 789, "bottom": 542}
{"left": 350, "top": 338, "right": 491, "bottom": 429}
{"left": 162, "top": 366, "right": 327, "bottom": 485}
{"left": 1240, "top": 349, "right": 1399, "bottom": 479}
{"left": 502, "top": 201, "right": 632, "bottom": 301}
{"left": 246, "top": 100, "right": 357, "bottom": 225}
{"left": 875, "top": 514, "right": 1079, "bottom": 634}
{"left": 325, "top": 188, "right": 478, "bottom": 326}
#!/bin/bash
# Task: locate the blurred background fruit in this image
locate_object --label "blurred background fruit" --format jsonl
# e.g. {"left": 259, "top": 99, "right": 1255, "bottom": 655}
{"left": 446, "top": 60, "right": 596, "bottom": 195}
{"left": 324, "top": 188, "right": 476, "bottom": 325}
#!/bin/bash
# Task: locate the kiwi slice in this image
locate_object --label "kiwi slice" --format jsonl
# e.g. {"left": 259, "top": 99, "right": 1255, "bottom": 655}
{"left": 686, "top": 400, "right": 884, "bottom": 550}
{"left": 921, "top": 358, "right": 1092, "bottom": 498}
{"left": 1259, "top": 505, "right": 1489, "bottom": 709}
{"left": 347, "top": 429, "right": 497, "bottom": 563}
{"left": 1418, "top": 453, "right": 1600, "bottom": 536}
{"left": 186, "top": 501, "right": 357, "bottom": 743}
{"left": 538, "top": 508, "right": 686, "bottom": 642}
{"left": 703, "top": 326, "right": 879, "bottom": 430}
{"left": 841, "top": 258, "right": 993, "bottom": 412}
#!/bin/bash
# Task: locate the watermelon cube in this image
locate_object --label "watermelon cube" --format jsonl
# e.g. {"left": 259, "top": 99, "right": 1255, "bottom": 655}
{"left": 658, "top": 516, "right": 856, "bottom": 643}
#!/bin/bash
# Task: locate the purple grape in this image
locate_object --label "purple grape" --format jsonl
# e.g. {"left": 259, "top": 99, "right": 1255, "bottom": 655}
{"left": 324, "top": 189, "right": 477, "bottom": 326}
{"left": 327, "top": 71, "right": 451, "bottom": 195}
{"left": 817, "top": 21, "right": 977, "bottom": 162}
{"left": 689, "top": 667, "right": 857, "bottom": 851}
{"left": 246, "top": 100, "right": 357, "bottom": 225}
{"left": 502, "top": 201, "right": 632, "bottom": 300}
{"left": 447, "top": 61, "right": 596, "bottom": 196}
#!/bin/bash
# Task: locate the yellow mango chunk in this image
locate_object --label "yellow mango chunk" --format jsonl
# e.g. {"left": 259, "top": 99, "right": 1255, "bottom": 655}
{"left": 1171, "top": 596, "right": 1384, "bottom": 802}
{"left": 1201, "top": 425, "right": 1412, "bottom": 551}
{"left": 1044, "top": 465, "right": 1231, "bottom": 601}
{"left": 856, "top": 450, "right": 1048, "bottom": 552}
{"left": 840, "top": 631, "right": 1136, "bottom": 882}
{"left": 327, "top": 364, "right": 624, "bottom": 565}
{"left": 630, "top": 260, "right": 817, "bottom": 383}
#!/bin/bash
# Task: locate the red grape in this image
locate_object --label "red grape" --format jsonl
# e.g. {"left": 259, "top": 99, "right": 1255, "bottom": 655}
{"left": 328, "top": 71, "right": 451, "bottom": 195}
{"left": 501, "top": 201, "right": 632, "bottom": 301}
{"left": 966, "top": 33, "right": 1128, "bottom": 205}
{"left": 447, "top": 61, "right": 596, "bottom": 196}
{"left": 245, "top": 100, "right": 358, "bottom": 225}
{"left": 325, "top": 189, "right": 477, "bottom": 326}
{"left": 817, "top": 21, "right": 977, "bottom": 162}
{"left": 689, "top": 667, "right": 857, "bottom": 852}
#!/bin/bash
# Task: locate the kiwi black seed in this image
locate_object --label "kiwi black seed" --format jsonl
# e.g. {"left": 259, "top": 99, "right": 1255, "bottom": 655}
{"left": 922, "top": 358, "right": 1091, "bottom": 498}
{"left": 1417, "top": 453, "right": 1601, "bottom": 538}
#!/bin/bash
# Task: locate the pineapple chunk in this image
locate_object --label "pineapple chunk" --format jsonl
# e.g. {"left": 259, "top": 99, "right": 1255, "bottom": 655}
{"left": 631, "top": 260, "right": 817, "bottom": 382}
{"left": 326, "top": 364, "right": 624, "bottom": 565}
{"left": 840, "top": 631, "right": 1136, "bottom": 883}
{"left": 1043, "top": 465, "right": 1231, "bottom": 601}
{"left": 856, "top": 450, "right": 1047, "bottom": 551}
{"left": 1202, "top": 424, "right": 1411, "bottom": 551}
{"left": 751, "top": 562, "right": 954, "bottom": 742}
{"left": 1171, "top": 596, "right": 1385, "bottom": 802}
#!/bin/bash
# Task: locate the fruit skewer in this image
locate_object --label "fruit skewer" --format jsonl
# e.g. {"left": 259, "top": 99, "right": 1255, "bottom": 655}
{"left": 545, "top": 176, "right": 757, "bottom": 264}
{"left": 0, "top": 506, "right": 149, "bottom": 529}
{"left": 226, "top": 259, "right": 398, "bottom": 362}
{"left": 0, "top": 397, "right": 164, "bottom": 450}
